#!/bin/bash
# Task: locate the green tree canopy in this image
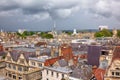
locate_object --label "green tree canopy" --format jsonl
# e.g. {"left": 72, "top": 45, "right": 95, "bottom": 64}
{"left": 39, "top": 32, "right": 53, "bottom": 39}
{"left": 17, "top": 31, "right": 35, "bottom": 39}
{"left": 117, "top": 30, "right": 120, "bottom": 38}
{"left": 94, "top": 29, "right": 112, "bottom": 37}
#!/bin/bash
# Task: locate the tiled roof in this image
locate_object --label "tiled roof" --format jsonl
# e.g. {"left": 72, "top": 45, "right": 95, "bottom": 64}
{"left": 112, "top": 46, "right": 120, "bottom": 61}
{"left": 44, "top": 56, "right": 63, "bottom": 66}
{"left": 94, "top": 68, "right": 105, "bottom": 80}
{"left": 35, "top": 42, "right": 47, "bottom": 47}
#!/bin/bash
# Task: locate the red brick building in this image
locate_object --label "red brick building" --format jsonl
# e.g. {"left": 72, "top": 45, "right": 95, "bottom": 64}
{"left": 60, "top": 44, "right": 73, "bottom": 61}
{"left": 0, "top": 45, "right": 3, "bottom": 51}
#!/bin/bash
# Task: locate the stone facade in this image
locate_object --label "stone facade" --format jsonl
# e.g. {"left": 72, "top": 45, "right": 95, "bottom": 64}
{"left": 0, "top": 52, "right": 42, "bottom": 80}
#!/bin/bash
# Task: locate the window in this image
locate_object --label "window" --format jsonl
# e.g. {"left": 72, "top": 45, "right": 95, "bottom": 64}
{"left": 18, "top": 67, "right": 22, "bottom": 71}
{"left": 62, "top": 74, "right": 64, "bottom": 78}
{"left": 19, "top": 77, "right": 22, "bottom": 80}
{"left": 8, "top": 64, "right": 11, "bottom": 68}
{"left": 40, "top": 72, "right": 42, "bottom": 77}
{"left": 13, "top": 75, "right": 16, "bottom": 79}
{"left": 116, "top": 68, "right": 120, "bottom": 70}
{"left": 57, "top": 73, "right": 59, "bottom": 78}
{"left": 51, "top": 72, "right": 53, "bottom": 76}
{"left": 38, "top": 63, "right": 42, "bottom": 67}
{"left": 32, "top": 62, "right": 35, "bottom": 66}
{"left": 23, "top": 67, "right": 28, "bottom": 71}
{"left": 13, "top": 65, "right": 16, "bottom": 70}
{"left": 116, "top": 72, "right": 120, "bottom": 76}
{"left": 47, "top": 70, "right": 49, "bottom": 75}
{"left": 112, "top": 72, "right": 114, "bottom": 76}
{"left": 9, "top": 74, "right": 12, "bottom": 77}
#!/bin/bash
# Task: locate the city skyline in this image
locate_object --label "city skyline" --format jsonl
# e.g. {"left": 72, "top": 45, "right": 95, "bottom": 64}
{"left": 0, "top": 0, "right": 120, "bottom": 31}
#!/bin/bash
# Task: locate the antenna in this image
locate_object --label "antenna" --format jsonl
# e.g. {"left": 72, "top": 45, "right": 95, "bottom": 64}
{"left": 52, "top": 20, "right": 57, "bottom": 37}
{"left": 53, "top": 20, "right": 56, "bottom": 30}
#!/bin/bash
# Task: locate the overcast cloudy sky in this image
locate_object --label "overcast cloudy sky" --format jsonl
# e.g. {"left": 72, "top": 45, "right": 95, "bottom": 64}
{"left": 0, "top": 0, "right": 120, "bottom": 31}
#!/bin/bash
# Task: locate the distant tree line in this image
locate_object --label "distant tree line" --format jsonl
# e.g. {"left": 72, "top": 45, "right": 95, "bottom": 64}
{"left": 94, "top": 29, "right": 120, "bottom": 38}
{"left": 17, "top": 31, "right": 35, "bottom": 39}
{"left": 38, "top": 32, "right": 53, "bottom": 39}
{"left": 94, "top": 29, "right": 112, "bottom": 37}
{"left": 117, "top": 30, "right": 120, "bottom": 38}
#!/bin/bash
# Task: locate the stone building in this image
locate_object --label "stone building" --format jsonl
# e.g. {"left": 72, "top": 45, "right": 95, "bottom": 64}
{"left": 3, "top": 51, "right": 41, "bottom": 80}
{"left": 104, "top": 46, "right": 120, "bottom": 80}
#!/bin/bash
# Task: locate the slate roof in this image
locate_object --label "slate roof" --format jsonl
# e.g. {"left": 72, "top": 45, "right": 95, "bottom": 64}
{"left": 57, "top": 59, "right": 68, "bottom": 67}
{"left": 71, "top": 43, "right": 88, "bottom": 52}
{"left": 70, "top": 64, "right": 92, "bottom": 80}
{"left": 0, "top": 51, "right": 6, "bottom": 56}
{"left": 9, "top": 50, "right": 36, "bottom": 62}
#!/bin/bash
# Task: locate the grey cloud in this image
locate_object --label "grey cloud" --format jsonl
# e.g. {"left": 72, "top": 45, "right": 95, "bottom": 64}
{"left": 0, "top": 0, "right": 120, "bottom": 21}
{"left": 0, "top": 0, "right": 81, "bottom": 20}
{"left": 87, "top": 0, "right": 120, "bottom": 20}
{"left": 0, "top": 0, "right": 18, "bottom": 11}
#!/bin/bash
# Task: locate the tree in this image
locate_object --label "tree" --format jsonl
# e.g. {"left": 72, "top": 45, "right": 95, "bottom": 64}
{"left": 45, "top": 34, "right": 53, "bottom": 39}
{"left": 117, "top": 30, "right": 120, "bottom": 38}
{"left": 17, "top": 31, "right": 35, "bottom": 39}
{"left": 39, "top": 32, "right": 53, "bottom": 39}
{"left": 66, "top": 31, "right": 72, "bottom": 35}
{"left": 94, "top": 29, "right": 112, "bottom": 37}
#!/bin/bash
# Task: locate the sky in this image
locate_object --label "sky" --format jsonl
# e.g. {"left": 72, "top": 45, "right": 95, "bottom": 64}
{"left": 0, "top": 0, "right": 120, "bottom": 31}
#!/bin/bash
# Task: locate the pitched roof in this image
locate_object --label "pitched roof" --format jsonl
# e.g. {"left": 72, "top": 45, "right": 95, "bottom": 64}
{"left": 44, "top": 56, "right": 63, "bottom": 66}
{"left": 0, "top": 51, "right": 6, "bottom": 56}
{"left": 9, "top": 50, "right": 36, "bottom": 62}
{"left": 10, "top": 51, "right": 20, "bottom": 61}
{"left": 35, "top": 42, "right": 47, "bottom": 47}
{"left": 57, "top": 59, "right": 68, "bottom": 67}
{"left": 70, "top": 65, "right": 92, "bottom": 80}
{"left": 94, "top": 68, "right": 105, "bottom": 80}
{"left": 112, "top": 46, "right": 120, "bottom": 61}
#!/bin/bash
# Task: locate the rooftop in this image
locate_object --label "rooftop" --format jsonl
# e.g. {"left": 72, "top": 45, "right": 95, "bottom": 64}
{"left": 13, "top": 47, "right": 36, "bottom": 52}
{"left": 44, "top": 66, "right": 72, "bottom": 74}
{"left": 29, "top": 56, "right": 51, "bottom": 62}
